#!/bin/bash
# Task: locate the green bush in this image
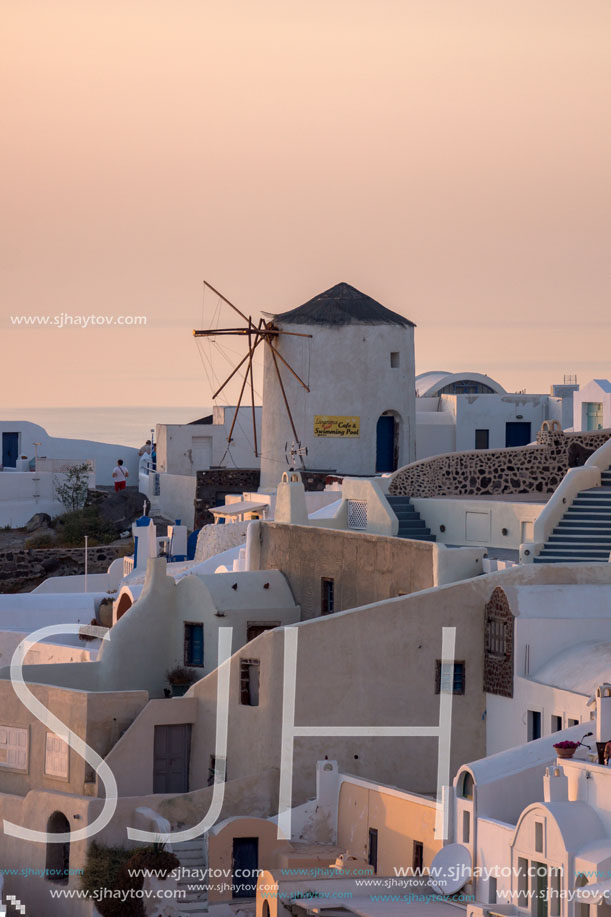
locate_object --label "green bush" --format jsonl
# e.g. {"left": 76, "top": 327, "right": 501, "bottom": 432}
{"left": 53, "top": 506, "right": 117, "bottom": 547}
{"left": 81, "top": 842, "right": 179, "bottom": 917}
{"left": 24, "top": 532, "right": 56, "bottom": 549}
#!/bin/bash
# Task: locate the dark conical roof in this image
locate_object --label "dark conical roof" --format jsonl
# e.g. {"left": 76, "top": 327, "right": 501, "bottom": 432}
{"left": 273, "top": 282, "right": 415, "bottom": 327}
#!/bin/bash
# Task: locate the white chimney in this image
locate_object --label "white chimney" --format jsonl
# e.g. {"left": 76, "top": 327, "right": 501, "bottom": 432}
{"left": 543, "top": 766, "right": 569, "bottom": 803}
{"left": 595, "top": 684, "right": 611, "bottom": 743}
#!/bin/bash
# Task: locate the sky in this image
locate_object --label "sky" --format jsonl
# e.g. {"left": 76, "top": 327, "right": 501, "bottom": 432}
{"left": 2, "top": 0, "right": 611, "bottom": 412}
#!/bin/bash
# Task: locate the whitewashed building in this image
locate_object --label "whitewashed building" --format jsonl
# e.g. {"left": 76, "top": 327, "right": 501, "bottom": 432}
{"left": 415, "top": 371, "right": 574, "bottom": 460}
{"left": 259, "top": 282, "right": 417, "bottom": 488}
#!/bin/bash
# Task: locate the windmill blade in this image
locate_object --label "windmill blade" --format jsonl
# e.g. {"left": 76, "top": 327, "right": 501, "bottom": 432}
{"left": 203, "top": 280, "right": 256, "bottom": 328}
{"left": 226, "top": 334, "right": 258, "bottom": 446}
{"left": 268, "top": 344, "right": 303, "bottom": 462}
{"left": 264, "top": 335, "right": 310, "bottom": 392}
{"left": 212, "top": 337, "right": 264, "bottom": 400}
{"left": 248, "top": 323, "right": 259, "bottom": 458}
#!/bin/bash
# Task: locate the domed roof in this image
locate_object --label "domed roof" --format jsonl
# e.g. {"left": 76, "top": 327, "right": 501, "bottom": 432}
{"left": 273, "top": 282, "right": 415, "bottom": 327}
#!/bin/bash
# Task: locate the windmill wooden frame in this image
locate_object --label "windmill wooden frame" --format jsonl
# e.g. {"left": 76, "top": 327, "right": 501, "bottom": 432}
{"left": 193, "top": 281, "right": 311, "bottom": 462}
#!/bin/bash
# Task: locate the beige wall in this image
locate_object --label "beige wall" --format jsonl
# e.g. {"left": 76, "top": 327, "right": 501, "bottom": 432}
{"left": 253, "top": 523, "right": 435, "bottom": 619}
{"left": 337, "top": 778, "right": 441, "bottom": 875}
{"left": 187, "top": 574, "right": 489, "bottom": 805}
{"left": 0, "top": 682, "right": 147, "bottom": 798}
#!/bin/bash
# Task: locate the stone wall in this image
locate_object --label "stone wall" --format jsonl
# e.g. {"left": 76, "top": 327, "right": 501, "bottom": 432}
{"left": 0, "top": 545, "right": 126, "bottom": 593}
{"left": 194, "top": 467, "right": 331, "bottom": 527}
{"left": 390, "top": 429, "right": 611, "bottom": 498}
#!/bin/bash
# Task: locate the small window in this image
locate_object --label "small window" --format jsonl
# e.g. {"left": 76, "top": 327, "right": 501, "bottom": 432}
{"left": 390, "top": 352, "right": 400, "bottom": 368}
{"left": 0, "top": 725, "right": 28, "bottom": 772}
{"left": 486, "top": 616, "right": 506, "bottom": 657}
{"left": 247, "top": 623, "right": 278, "bottom": 642}
{"left": 568, "top": 718, "right": 579, "bottom": 727}
{"left": 208, "top": 755, "right": 226, "bottom": 786}
{"left": 551, "top": 715, "right": 562, "bottom": 733}
{"left": 475, "top": 429, "right": 490, "bottom": 449}
{"left": 45, "top": 733, "right": 69, "bottom": 779}
{"left": 368, "top": 828, "right": 378, "bottom": 872}
{"left": 517, "top": 857, "right": 529, "bottom": 902}
{"left": 412, "top": 841, "right": 423, "bottom": 874}
{"left": 528, "top": 710, "right": 542, "bottom": 741}
{"left": 462, "top": 810, "right": 471, "bottom": 844}
{"left": 435, "top": 660, "right": 465, "bottom": 695}
{"left": 240, "top": 659, "right": 260, "bottom": 706}
{"left": 184, "top": 623, "right": 204, "bottom": 667}
{"left": 535, "top": 821, "right": 544, "bottom": 854}
{"left": 321, "top": 577, "right": 335, "bottom": 615}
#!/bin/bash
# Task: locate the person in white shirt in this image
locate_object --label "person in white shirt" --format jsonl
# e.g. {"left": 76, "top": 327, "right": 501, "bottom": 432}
{"left": 112, "top": 459, "right": 129, "bottom": 492}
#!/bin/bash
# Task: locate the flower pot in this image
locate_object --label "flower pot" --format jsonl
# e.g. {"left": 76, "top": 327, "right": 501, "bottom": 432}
{"left": 554, "top": 746, "right": 576, "bottom": 759}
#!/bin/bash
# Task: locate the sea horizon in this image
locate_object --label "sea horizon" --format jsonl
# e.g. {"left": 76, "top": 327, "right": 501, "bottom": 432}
{"left": 0, "top": 405, "right": 212, "bottom": 448}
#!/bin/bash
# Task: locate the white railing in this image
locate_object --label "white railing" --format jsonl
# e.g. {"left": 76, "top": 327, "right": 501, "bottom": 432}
{"left": 123, "top": 556, "right": 135, "bottom": 576}
{"left": 520, "top": 437, "right": 611, "bottom": 561}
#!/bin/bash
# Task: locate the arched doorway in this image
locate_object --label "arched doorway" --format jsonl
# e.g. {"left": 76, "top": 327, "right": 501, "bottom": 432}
{"left": 116, "top": 593, "right": 133, "bottom": 620}
{"left": 45, "top": 811, "right": 70, "bottom": 884}
{"left": 376, "top": 412, "right": 400, "bottom": 473}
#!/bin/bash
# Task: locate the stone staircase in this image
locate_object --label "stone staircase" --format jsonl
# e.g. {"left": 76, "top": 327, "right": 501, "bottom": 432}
{"left": 535, "top": 468, "right": 611, "bottom": 563}
{"left": 386, "top": 496, "right": 436, "bottom": 542}
{"left": 172, "top": 838, "right": 208, "bottom": 915}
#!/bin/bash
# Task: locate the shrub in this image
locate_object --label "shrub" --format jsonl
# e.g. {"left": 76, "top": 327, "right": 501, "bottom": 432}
{"left": 24, "top": 532, "right": 56, "bottom": 549}
{"left": 54, "top": 462, "right": 93, "bottom": 512}
{"left": 81, "top": 843, "right": 179, "bottom": 917}
{"left": 53, "top": 506, "right": 117, "bottom": 547}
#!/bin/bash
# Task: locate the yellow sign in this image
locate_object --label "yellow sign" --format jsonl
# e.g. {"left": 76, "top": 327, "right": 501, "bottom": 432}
{"left": 314, "top": 416, "right": 360, "bottom": 438}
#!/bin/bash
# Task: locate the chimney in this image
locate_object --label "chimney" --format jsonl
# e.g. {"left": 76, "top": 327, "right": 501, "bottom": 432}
{"left": 596, "top": 684, "right": 611, "bottom": 743}
{"left": 543, "top": 766, "right": 568, "bottom": 803}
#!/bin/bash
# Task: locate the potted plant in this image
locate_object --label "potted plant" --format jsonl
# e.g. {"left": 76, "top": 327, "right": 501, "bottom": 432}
{"left": 553, "top": 740, "right": 580, "bottom": 759}
{"left": 166, "top": 666, "right": 197, "bottom": 697}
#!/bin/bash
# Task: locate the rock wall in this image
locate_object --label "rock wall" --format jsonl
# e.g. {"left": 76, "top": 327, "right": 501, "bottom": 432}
{"left": 0, "top": 546, "right": 126, "bottom": 593}
{"left": 194, "top": 520, "right": 250, "bottom": 563}
{"left": 389, "top": 429, "right": 611, "bottom": 498}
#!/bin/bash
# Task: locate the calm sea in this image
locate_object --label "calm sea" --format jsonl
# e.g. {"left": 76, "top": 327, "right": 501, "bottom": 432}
{"left": 0, "top": 406, "right": 210, "bottom": 448}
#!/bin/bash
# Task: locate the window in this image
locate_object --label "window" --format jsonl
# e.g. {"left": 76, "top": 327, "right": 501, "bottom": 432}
{"left": 368, "top": 828, "right": 378, "bottom": 872}
{"left": 208, "top": 755, "right": 226, "bottom": 786}
{"left": 462, "top": 810, "right": 471, "bottom": 844}
{"left": 551, "top": 715, "right": 562, "bottom": 733}
{"left": 568, "top": 718, "right": 579, "bottom": 727}
{"left": 528, "top": 710, "right": 542, "bottom": 741}
{"left": 45, "top": 733, "right": 68, "bottom": 779}
{"left": 321, "top": 578, "right": 335, "bottom": 615}
{"left": 489, "top": 876, "right": 497, "bottom": 904}
{"left": 486, "top": 615, "right": 506, "bottom": 657}
{"left": 184, "top": 623, "right": 204, "bottom": 667}
{"left": 517, "top": 857, "right": 529, "bottom": 903}
{"left": 247, "top": 623, "right": 278, "bottom": 642}
{"left": 550, "top": 867, "right": 561, "bottom": 917}
{"left": 535, "top": 821, "right": 544, "bottom": 854}
{"left": 390, "top": 352, "right": 400, "bottom": 368}
{"left": 412, "top": 841, "right": 423, "bottom": 874}
{"left": 435, "top": 660, "right": 465, "bottom": 695}
{"left": 240, "top": 659, "right": 260, "bottom": 706}
{"left": 0, "top": 725, "right": 28, "bottom": 771}
{"left": 475, "top": 429, "right": 490, "bottom": 449}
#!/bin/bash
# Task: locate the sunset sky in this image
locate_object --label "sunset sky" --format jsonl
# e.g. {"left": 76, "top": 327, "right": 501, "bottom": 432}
{"left": 2, "top": 1, "right": 611, "bottom": 411}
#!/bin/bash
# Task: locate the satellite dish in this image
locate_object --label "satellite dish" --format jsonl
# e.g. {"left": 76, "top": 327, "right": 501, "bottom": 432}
{"left": 429, "top": 844, "right": 472, "bottom": 896}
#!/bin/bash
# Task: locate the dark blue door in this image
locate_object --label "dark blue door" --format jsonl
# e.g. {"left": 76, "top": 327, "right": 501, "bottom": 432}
{"left": 376, "top": 415, "right": 396, "bottom": 473}
{"left": 2, "top": 432, "right": 19, "bottom": 467}
{"left": 505, "top": 422, "right": 532, "bottom": 447}
{"left": 232, "top": 837, "right": 258, "bottom": 898}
